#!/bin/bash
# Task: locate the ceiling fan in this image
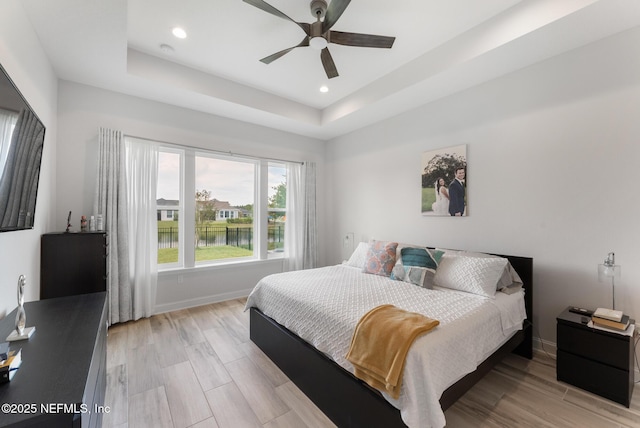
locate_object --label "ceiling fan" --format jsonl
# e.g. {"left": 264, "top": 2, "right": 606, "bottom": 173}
{"left": 243, "top": 0, "right": 396, "bottom": 79}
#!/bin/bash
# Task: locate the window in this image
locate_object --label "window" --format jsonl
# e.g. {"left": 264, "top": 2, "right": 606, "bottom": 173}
{"left": 155, "top": 145, "right": 289, "bottom": 269}
{"left": 267, "top": 162, "right": 287, "bottom": 258}
{"left": 195, "top": 154, "right": 255, "bottom": 264}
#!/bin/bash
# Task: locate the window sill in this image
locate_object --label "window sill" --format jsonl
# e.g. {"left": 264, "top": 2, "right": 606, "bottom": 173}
{"left": 158, "top": 257, "right": 284, "bottom": 276}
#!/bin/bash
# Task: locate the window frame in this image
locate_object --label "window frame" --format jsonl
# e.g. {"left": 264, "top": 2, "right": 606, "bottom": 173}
{"left": 193, "top": 151, "right": 257, "bottom": 267}
{"left": 156, "top": 145, "right": 287, "bottom": 271}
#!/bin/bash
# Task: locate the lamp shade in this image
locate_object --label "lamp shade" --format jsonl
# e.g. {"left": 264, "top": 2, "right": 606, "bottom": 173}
{"left": 598, "top": 263, "right": 621, "bottom": 281}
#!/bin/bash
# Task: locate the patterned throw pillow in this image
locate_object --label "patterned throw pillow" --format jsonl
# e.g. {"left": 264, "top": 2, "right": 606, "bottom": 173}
{"left": 391, "top": 247, "right": 439, "bottom": 287}
{"left": 362, "top": 241, "right": 398, "bottom": 276}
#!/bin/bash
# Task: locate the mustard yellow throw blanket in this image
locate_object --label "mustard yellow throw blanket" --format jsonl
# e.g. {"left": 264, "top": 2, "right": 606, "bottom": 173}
{"left": 346, "top": 304, "right": 440, "bottom": 399}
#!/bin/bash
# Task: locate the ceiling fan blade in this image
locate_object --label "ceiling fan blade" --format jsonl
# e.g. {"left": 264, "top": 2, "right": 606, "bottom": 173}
{"left": 329, "top": 30, "right": 395, "bottom": 48}
{"left": 320, "top": 47, "right": 339, "bottom": 79}
{"left": 260, "top": 37, "right": 310, "bottom": 64}
{"left": 243, "top": 0, "right": 310, "bottom": 35}
{"left": 322, "top": 0, "right": 351, "bottom": 33}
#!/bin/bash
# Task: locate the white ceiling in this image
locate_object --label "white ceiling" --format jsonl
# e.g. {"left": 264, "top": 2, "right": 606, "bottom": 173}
{"left": 19, "top": 0, "right": 640, "bottom": 139}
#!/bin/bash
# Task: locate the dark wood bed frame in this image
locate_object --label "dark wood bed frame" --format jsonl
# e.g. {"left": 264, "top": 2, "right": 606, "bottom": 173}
{"left": 250, "top": 254, "right": 533, "bottom": 428}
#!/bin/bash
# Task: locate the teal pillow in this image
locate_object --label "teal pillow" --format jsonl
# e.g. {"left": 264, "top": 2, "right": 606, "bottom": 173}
{"left": 390, "top": 246, "right": 440, "bottom": 288}
{"left": 401, "top": 247, "right": 437, "bottom": 269}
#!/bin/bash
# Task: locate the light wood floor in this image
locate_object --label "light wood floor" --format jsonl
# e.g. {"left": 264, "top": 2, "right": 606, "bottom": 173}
{"left": 104, "top": 298, "right": 640, "bottom": 428}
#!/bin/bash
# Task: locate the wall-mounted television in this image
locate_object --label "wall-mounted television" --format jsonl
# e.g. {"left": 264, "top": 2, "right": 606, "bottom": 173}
{"left": 0, "top": 63, "right": 45, "bottom": 232}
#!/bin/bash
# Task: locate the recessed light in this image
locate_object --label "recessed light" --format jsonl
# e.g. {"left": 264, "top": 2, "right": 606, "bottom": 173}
{"left": 319, "top": 85, "right": 329, "bottom": 93}
{"left": 172, "top": 27, "right": 187, "bottom": 39}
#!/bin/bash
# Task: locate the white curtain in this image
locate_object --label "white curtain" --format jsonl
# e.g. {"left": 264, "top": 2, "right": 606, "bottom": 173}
{"left": 95, "top": 128, "right": 130, "bottom": 324}
{"left": 95, "top": 128, "right": 158, "bottom": 324}
{"left": 283, "top": 161, "right": 317, "bottom": 271}
{"left": 124, "top": 138, "right": 158, "bottom": 321}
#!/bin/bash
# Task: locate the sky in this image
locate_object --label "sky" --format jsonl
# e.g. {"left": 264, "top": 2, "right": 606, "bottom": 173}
{"left": 157, "top": 151, "right": 286, "bottom": 206}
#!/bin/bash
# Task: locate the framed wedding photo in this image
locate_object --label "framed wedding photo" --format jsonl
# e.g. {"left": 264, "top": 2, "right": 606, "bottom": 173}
{"left": 421, "top": 144, "right": 467, "bottom": 217}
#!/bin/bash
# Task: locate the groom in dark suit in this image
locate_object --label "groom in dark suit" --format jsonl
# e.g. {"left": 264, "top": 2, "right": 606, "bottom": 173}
{"left": 448, "top": 167, "right": 466, "bottom": 216}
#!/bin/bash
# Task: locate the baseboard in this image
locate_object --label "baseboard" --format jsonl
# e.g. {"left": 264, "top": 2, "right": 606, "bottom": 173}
{"left": 153, "top": 288, "right": 252, "bottom": 315}
{"left": 533, "top": 336, "right": 557, "bottom": 357}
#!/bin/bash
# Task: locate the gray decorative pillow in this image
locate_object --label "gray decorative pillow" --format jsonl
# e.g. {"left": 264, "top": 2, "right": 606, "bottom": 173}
{"left": 433, "top": 254, "right": 508, "bottom": 298}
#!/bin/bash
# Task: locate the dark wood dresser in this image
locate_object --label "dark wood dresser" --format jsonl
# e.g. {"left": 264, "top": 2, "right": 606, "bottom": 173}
{"left": 0, "top": 292, "right": 107, "bottom": 427}
{"left": 556, "top": 306, "right": 635, "bottom": 407}
{"left": 40, "top": 232, "right": 108, "bottom": 299}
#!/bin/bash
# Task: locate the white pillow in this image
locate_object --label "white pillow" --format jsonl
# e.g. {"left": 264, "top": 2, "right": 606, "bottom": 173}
{"left": 433, "top": 254, "right": 508, "bottom": 298}
{"left": 343, "top": 242, "right": 369, "bottom": 268}
{"left": 436, "top": 248, "right": 522, "bottom": 290}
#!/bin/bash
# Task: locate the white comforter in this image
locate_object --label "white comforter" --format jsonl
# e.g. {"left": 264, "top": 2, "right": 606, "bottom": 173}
{"left": 245, "top": 264, "right": 526, "bottom": 428}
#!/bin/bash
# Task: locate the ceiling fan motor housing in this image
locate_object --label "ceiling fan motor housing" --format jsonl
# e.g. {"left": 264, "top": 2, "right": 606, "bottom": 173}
{"left": 310, "top": 0, "right": 327, "bottom": 19}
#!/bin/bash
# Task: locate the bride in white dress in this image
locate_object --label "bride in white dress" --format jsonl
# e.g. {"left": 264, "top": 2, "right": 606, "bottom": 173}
{"left": 431, "top": 178, "right": 450, "bottom": 215}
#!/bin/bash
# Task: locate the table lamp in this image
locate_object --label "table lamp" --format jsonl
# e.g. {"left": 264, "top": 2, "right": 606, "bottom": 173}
{"left": 598, "top": 252, "right": 621, "bottom": 310}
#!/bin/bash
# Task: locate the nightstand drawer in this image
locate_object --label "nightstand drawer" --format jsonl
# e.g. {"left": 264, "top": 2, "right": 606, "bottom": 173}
{"left": 557, "top": 350, "right": 631, "bottom": 407}
{"left": 557, "top": 322, "right": 630, "bottom": 370}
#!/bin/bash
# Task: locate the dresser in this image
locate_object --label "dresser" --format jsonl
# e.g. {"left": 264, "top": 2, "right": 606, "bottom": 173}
{"left": 0, "top": 292, "right": 107, "bottom": 428}
{"left": 556, "top": 306, "right": 634, "bottom": 407}
{"left": 40, "top": 232, "right": 108, "bottom": 299}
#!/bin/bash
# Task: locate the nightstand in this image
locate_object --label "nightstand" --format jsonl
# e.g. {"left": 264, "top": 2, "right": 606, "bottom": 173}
{"left": 556, "top": 306, "right": 635, "bottom": 407}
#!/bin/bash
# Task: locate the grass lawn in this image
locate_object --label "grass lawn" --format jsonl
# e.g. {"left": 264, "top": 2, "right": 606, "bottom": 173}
{"left": 158, "top": 245, "right": 253, "bottom": 264}
{"left": 157, "top": 220, "right": 280, "bottom": 264}
{"left": 421, "top": 187, "right": 436, "bottom": 212}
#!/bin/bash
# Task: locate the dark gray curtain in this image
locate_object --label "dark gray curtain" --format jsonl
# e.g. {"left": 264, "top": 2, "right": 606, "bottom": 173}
{"left": 0, "top": 108, "right": 44, "bottom": 229}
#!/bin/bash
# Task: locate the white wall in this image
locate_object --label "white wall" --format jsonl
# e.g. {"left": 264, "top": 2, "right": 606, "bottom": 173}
{"left": 56, "top": 81, "right": 326, "bottom": 313}
{"left": 0, "top": 1, "right": 57, "bottom": 317}
{"left": 326, "top": 27, "right": 640, "bottom": 346}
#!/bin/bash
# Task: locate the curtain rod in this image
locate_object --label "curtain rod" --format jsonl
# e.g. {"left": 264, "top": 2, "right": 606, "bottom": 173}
{"left": 124, "top": 133, "right": 304, "bottom": 165}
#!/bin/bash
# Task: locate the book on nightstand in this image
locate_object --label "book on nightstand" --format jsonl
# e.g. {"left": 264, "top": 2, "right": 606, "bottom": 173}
{"left": 593, "top": 307, "right": 624, "bottom": 322}
{"left": 0, "top": 348, "right": 22, "bottom": 383}
{"left": 592, "top": 314, "right": 630, "bottom": 331}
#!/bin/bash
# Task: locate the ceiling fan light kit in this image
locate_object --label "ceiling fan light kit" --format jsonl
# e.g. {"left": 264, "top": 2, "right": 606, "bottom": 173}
{"left": 310, "top": 36, "right": 328, "bottom": 50}
{"left": 243, "top": 0, "right": 395, "bottom": 79}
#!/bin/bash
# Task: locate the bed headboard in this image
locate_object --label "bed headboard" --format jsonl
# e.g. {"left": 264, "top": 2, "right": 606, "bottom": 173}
{"left": 429, "top": 249, "right": 533, "bottom": 357}
{"left": 494, "top": 253, "right": 533, "bottom": 358}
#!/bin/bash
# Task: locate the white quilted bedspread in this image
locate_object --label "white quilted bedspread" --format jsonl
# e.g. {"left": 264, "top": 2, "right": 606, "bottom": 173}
{"left": 245, "top": 264, "right": 526, "bottom": 428}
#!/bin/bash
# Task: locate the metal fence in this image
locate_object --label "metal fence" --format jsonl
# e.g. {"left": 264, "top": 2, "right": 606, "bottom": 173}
{"left": 158, "top": 225, "right": 284, "bottom": 250}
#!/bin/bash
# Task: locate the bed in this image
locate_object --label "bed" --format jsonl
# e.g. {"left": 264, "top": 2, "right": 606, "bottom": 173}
{"left": 245, "top": 244, "right": 533, "bottom": 428}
